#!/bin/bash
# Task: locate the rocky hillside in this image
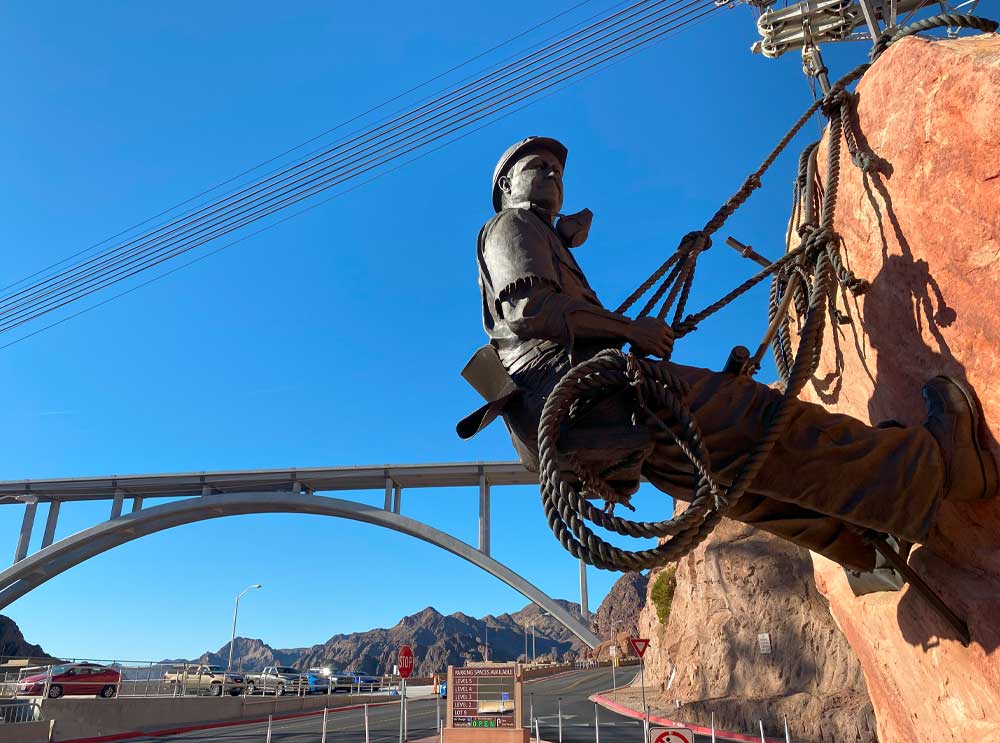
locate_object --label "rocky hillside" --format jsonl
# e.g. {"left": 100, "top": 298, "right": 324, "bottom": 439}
{"left": 638, "top": 515, "right": 876, "bottom": 743}
{"left": 197, "top": 637, "right": 306, "bottom": 670}
{"left": 202, "top": 600, "right": 586, "bottom": 676}
{"left": 591, "top": 572, "right": 648, "bottom": 643}
{"left": 0, "top": 614, "right": 53, "bottom": 661}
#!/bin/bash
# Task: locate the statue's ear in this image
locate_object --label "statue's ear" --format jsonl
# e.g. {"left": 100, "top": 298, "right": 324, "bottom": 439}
{"left": 497, "top": 175, "right": 512, "bottom": 196}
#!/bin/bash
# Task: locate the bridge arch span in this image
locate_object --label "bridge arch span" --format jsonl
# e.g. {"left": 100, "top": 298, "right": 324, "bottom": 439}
{"left": 0, "top": 491, "right": 600, "bottom": 648}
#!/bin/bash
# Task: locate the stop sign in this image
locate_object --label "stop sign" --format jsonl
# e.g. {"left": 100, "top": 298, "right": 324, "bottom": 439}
{"left": 398, "top": 645, "right": 414, "bottom": 678}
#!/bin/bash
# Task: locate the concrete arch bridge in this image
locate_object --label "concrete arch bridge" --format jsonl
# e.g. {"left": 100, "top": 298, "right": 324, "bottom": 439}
{"left": 0, "top": 461, "right": 600, "bottom": 648}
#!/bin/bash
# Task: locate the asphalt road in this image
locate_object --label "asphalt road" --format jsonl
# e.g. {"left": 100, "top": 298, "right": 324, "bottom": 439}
{"left": 134, "top": 668, "right": 711, "bottom": 743}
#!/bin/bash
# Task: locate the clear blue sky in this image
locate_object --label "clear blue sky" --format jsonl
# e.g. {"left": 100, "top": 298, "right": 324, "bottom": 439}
{"left": 0, "top": 0, "right": 881, "bottom": 662}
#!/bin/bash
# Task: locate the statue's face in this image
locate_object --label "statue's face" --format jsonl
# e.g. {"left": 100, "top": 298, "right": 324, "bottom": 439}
{"left": 499, "top": 148, "right": 564, "bottom": 213}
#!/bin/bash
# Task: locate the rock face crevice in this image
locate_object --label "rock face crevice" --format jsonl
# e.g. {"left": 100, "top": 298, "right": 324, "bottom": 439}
{"left": 803, "top": 33, "right": 1000, "bottom": 743}
{"left": 637, "top": 516, "right": 876, "bottom": 743}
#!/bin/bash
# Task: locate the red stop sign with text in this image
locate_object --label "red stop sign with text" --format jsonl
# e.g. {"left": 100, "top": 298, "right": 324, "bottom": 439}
{"left": 398, "top": 645, "right": 414, "bottom": 678}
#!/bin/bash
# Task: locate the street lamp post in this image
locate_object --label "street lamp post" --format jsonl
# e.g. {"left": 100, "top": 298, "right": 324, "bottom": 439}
{"left": 226, "top": 584, "right": 262, "bottom": 694}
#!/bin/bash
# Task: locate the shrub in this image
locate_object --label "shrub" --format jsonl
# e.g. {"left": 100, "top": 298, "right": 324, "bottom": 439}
{"left": 650, "top": 566, "right": 677, "bottom": 625}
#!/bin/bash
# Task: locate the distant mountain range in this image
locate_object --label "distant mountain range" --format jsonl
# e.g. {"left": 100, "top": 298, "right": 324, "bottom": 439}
{"left": 194, "top": 600, "right": 589, "bottom": 676}
{"left": 0, "top": 573, "right": 647, "bottom": 676}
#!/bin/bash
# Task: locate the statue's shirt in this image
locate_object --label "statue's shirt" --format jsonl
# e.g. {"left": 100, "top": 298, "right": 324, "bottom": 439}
{"left": 477, "top": 207, "right": 605, "bottom": 374}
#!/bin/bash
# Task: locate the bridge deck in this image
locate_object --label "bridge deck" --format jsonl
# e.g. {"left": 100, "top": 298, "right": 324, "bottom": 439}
{"left": 0, "top": 461, "right": 537, "bottom": 503}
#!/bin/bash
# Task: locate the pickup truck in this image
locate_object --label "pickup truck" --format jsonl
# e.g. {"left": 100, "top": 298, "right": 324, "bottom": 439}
{"left": 162, "top": 664, "right": 245, "bottom": 696}
{"left": 244, "top": 666, "right": 315, "bottom": 695}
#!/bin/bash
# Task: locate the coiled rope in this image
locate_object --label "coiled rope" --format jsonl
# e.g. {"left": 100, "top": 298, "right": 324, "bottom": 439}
{"left": 538, "top": 13, "right": 999, "bottom": 571}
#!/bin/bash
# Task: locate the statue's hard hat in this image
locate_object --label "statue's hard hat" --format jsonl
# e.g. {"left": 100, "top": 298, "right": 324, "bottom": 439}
{"left": 491, "top": 136, "right": 568, "bottom": 212}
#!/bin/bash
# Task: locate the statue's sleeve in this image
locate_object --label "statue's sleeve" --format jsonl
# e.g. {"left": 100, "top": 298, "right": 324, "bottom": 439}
{"left": 481, "top": 210, "right": 594, "bottom": 348}
{"left": 481, "top": 209, "right": 562, "bottom": 297}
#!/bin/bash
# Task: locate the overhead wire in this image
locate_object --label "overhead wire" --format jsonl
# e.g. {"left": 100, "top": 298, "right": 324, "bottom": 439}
{"left": 0, "top": 0, "right": 686, "bottom": 320}
{"left": 0, "top": 0, "right": 717, "bottom": 337}
{"left": 0, "top": 5, "right": 718, "bottom": 352}
{"left": 0, "top": 0, "right": 604, "bottom": 298}
{"left": 0, "top": 0, "right": 723, "bottom": 341}
{"left": 0, "top": 0, "right": 654, "bottom": 313}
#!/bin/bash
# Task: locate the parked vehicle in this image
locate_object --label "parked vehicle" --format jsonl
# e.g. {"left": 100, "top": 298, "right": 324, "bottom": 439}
{"left": 307, "top": 667, "right": 351, "bottom": 693}
{"left": 162, "top": 664, "right": 244, "bottom": 696}
{"left": 244, "top": 666, "right": 309, "bottom": 695}
{"left": 344, "top": 670, "right": 381, "bottom": 690}
{"left": 439, "top": 681, "right": 447, "bottom": 699}
{"left": 18, "top": 662, "right": 120, "bottom": 699}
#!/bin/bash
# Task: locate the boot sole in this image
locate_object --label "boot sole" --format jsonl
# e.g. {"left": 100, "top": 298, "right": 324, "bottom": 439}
{"left": 935, "top": 375, "right": 999, "bottom": 501}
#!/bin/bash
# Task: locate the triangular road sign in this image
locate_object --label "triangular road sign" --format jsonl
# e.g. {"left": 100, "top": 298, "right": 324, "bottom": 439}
{"left": 629, "top": 637, "right": 650, "bottom": 658}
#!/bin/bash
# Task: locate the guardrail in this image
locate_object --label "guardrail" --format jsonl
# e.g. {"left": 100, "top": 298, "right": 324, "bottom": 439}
{"left": 0, "top": 699, "right": 40, "bottom": 723}
{"left": 0, "top": 657, "right": 400, "bottom": 702}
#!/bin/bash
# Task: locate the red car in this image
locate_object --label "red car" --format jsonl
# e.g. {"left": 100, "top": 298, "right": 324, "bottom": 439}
{"left": 18, "top": 662, "right": 120, "bottom": 698}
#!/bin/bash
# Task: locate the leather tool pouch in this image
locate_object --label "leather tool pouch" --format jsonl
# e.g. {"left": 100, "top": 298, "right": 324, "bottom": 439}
{"left": 456, "top": 345, "right": 523, "bottom": 440}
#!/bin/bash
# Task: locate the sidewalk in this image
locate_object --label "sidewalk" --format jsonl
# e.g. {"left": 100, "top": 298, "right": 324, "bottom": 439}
{"left": 590, "top": 686, "right": 787, "bottom": 743}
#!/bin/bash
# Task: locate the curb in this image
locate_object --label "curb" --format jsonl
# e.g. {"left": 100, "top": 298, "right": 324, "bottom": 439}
{"left": 55, "top": 699, "right": 401, "bottom": 743}
{"left": 590, "top": 691, "right": 785, "bottom": 743}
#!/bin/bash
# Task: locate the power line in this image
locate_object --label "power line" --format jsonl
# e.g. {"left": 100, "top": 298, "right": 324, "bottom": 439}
{"left": 0, "top": 0, "right": 605, "bottom": 299}
{"left": 0, "top": 0, "right": 716, "bottom": 335}
{"left": 0, "top": 0, "right": 683, "bottom": 320}
{"left": 1, "top": 0, "right": 723, "bottom": 344}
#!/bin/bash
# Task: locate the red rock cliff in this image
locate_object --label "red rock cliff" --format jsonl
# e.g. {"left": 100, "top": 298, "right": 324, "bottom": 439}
{"left": 804, "top": 33, "right": 1000, "bottom": 743}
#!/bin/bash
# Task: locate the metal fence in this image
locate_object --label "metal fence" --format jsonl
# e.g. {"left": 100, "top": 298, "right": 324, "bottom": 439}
{"left": 0, "top": 657, "right": 399, "bottom": 702}
{"left": 0, "top": 699, "right": 40, "bottom": 723}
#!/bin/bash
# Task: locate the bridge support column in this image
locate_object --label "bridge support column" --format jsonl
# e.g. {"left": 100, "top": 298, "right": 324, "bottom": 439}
{"left": 14, "top": 497, "right": 38, "bottom": 564}
{"left": 478, "top": 470, "right": 490, "bottom": 555}
{"left": 110, "top": 488, "right": 124, "bottom": 519}
{"left": 579, "top": 558, "right": 590, "bottom": 621}
{"left": 393, "top": 485, "right": 402, "bottom": 514}
{"left": 384, "top": 476, "right": 393, "bottom": 511}
{"left": 131, "top": 497, "right": 144, "bottom": 513}
{"left": 41, "top": 501, "right": 61, "bottom": 549}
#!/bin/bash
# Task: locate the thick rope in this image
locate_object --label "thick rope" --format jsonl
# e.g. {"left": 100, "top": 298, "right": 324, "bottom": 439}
{"left": 539, "top": 13, "right": 998, "bottom": 571}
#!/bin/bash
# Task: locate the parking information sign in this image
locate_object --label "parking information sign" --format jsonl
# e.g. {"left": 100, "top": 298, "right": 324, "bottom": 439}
{"left": 451, "top": 665, "right": 517, "bottom": 729}
{"left": 648, "top": 727, "right": 695, "bottom": 743}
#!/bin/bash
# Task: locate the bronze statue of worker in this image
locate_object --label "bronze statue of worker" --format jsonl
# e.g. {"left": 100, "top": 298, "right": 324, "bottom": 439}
{"left": 458, "top": 136, "right": 997, "bottom": 574}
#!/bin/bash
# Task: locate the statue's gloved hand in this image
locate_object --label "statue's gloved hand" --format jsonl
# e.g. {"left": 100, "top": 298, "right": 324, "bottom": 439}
{"left": 556, "top": 208, "right": 593, "bottom": 248}
{"left": 627, "top": 316, "right": 674, "bottom": 359}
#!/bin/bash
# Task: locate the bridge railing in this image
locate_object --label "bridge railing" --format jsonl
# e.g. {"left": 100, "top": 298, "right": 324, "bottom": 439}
{"left": 0, "top": 656, "right": 403, "bottom": 701}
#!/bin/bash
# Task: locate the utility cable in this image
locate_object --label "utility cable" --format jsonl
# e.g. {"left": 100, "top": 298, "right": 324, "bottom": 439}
{"left": 0, "top": 0, "right": 722, "bottom": 340}
{"left": 0, "top": 0, "right": 603, "bottom": 298}
{"left": 0, "top": 5, "right": 713, "bottom": 351}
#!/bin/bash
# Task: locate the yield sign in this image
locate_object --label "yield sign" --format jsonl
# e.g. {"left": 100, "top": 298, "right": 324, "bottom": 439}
{"left": 629, "top": 637, "right": 650, "bottom": 658}
{"left": 649, "top": 727, "right": 694, "bottom": 743}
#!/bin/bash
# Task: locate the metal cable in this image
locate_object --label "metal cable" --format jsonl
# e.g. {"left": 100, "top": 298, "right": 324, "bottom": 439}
{"left": 0, "top": 0, "right": 719, "bottom": 336}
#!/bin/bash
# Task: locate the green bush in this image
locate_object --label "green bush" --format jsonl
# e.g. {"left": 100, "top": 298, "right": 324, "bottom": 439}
{"left": 650, "top": 566, "right": 677, "bottom": 625}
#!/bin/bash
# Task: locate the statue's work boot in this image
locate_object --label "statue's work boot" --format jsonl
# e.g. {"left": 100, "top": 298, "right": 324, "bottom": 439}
{"left": 923, "top": 376, "right": 999, "bottom": 501}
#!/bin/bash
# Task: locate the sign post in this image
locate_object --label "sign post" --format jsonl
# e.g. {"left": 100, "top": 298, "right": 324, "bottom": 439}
{"left": 609, "top": 644, "right": 617, "bottom": 696}
{"left": 629, "top": 638, "right": 651, "bottom": 739}
{"left": 398, "top": 646, "right": 414, "bottom": 743}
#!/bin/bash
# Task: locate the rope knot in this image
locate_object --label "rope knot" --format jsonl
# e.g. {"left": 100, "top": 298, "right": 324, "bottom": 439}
{"left": 820, "top": 86, "right": 849, "bottom": 117}
{"left": 802, "top": 226, "right": 834, "bottom": 260}
{"left": 680, "top": 230, "right": 712, "bottom": 255}
{"left": 625, "top": 351, "right": 645, "bottom": 394}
